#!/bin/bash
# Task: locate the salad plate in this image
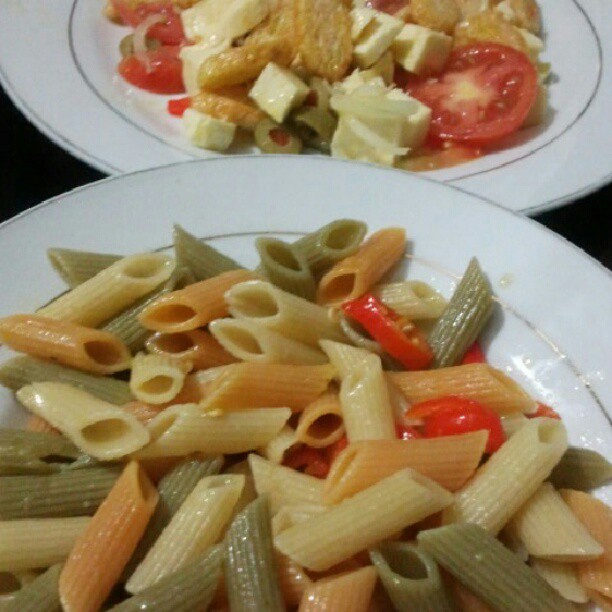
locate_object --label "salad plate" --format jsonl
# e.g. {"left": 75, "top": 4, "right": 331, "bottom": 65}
{"left": 0, "top": 155, "right": 610, "bottom": 499}
{"left": 0, "top": 0, "right": 610, "bottom": 213}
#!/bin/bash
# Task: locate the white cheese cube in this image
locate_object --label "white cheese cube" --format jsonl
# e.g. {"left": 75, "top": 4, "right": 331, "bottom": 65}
{"left": 392, "top": 24, "right": 452, "bottom": 75}
{"left": 340, "top": 70, "right": 385, "bottom": 93}
{"left": 495, "top": 0, "right": 516, "bottom": 22}
{"left": 181, "top": 0, "right": 269, "bottom": 44}
{"left": 517, "top": 28, "right": 544, "bottom": 60}
{"left": 183, "top": 109, "right": 236, "bottom": 150}
{"left": 180, "top": 40, "right": 230, "bottom": 96}
{"left": 351, "top": 8, "right": 376, "bottom": 41}
{"left": 249, "top": 63, "right": 309, "bottom": 123}
{"left": 361, "top": 50, "right": 395, "bottom": 84}
{"left": 523, "top": 84, "right": 548, "bottom": 127}
{"left": 353, "top": 11, "right": 404, "bottom": 68}
{"left": 403, "top": 102, "right": 432, "bottom": 149}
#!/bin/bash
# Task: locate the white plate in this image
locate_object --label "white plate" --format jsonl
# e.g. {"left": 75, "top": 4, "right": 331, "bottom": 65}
{"left": 0, "top": 156, "right": 610, "bottom": 508}
{"left": 0, "top": 0, "right": 610, "bottom": 214}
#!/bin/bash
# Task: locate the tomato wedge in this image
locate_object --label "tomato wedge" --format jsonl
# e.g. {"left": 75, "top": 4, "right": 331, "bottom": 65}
{"left": 112, "top": 0, "right": 186, "bottom": 45}
{"left": 399, "top": 43, "right": 538, "bottom": 146}
{"left": 118, "top": 46, "right": 185, "bottom": 94}
{"left": 283, "top": 446, "right": 330, "bottom": 479}
{"left": 408, "top": 395, "right": 505, "bottom": 453}
{"left": 461, "top": 342, "right": 487, "bottom": 365}
{"left": 167, "top": 96, "right": 191, "bottom": 116}
{"left": 396, "top": 424, "right": 423, "bottom": 440}
{"left": 529, "top": 403, "right": 562, "bottom": 420}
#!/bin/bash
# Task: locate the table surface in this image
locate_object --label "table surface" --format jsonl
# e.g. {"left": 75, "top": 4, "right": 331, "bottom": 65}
{"left": 1, "top": 90, "right": 610, "bottom": 271}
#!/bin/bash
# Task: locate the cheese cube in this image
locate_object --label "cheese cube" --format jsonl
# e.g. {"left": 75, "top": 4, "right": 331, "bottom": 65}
{"left": 183, "top": 109, "right": 236, "bottom": 150}
{"left": 181, "top": 0, "right": 269, "bottom": 44}
{"left": 351, "top": 8, "right": 376, "bottom": 41}
{"left": 249, "top": 63, "right": 309, "bottom": 123}
{"left": 385, "top": 88, "right": 432, "bottom": 150}
{"left": 392, "top": 24, "right": 452, "bottom": 75}
{"left": 361, "top": 50, "right": 395, "bottom": 85}
{"left": 340, "top": 70, "right": 385, "bottom": 93}
{"left": 180, "top": 40, "right": 230, "bottom": 96}
{"left": 517, "top": 28, "right": 544, "bottom": 61}
{"left": 353, "top": 11, "right": 404, "bottom": 68}
{"left": 523, "top": 85, "right": 548, "bottom": 127}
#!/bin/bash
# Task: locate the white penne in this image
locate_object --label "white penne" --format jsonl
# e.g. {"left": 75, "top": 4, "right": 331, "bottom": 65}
{"left": 275, "top": 469, "right": 453, "bottom": 571}
{"left": 502, "top": 413, "right": 529, "bottom": 438}
{"left": 531, "top": 558, "right": 589, "bottom": 604}
{"left": 134, "top": 404, "right": 291, "bottom": 458}
{"left": 388, "top": 364, "right": 537, "bottom": 415}
{"left": 260, "top": 425, "right": 298, "bottom": 464}
{"left": 16, "top": 382, "right": 149, "bottom": 460}
{"left": 295, "top": 392, "right": 344, "bottom": 448}
{"left": 445, "top": 418, "right": 568, "bottom": 534}
{"left": 248, "top": 454, "right": 324, "bottom": 514}
{"left": 226, "top": 280, "right": 346, "bottom": 346}
{"left": 320, "top": 340, "right": 370, "bottom": 378}
{"left": 129, "top": 352, "right": 188, "bottom": 405}
{"left": 371, "top": 281, "right": 448, "bottom": 319}
{"left": 126, "top": 474, "right": 244, "bottom": 593}
{"left": 209, "top": 318, "right": 328, "bottom": 365}
{"left": 272, "top": 504, "right": 328, "bottom": 536}
{"left": 37, "top": 253, "right": 175, "bottom": 326}
{"left": 509, "top": 483, "right": 603, "bottom": 561}
{"left": 0, "top": 517, "right": 90, "bottom": 571}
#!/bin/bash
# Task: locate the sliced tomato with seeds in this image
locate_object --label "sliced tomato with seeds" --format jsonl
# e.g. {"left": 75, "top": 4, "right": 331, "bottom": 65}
{"left": 118, "top": 46, "right": 185, "bottom": 94}
{"left": 400, "top": 43, "right": 538, "bottom": 146}
{"left": 112, "top": 0, "right": 186, "bottom": 45}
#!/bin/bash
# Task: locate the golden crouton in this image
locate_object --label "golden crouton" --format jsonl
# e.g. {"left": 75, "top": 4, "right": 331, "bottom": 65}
{"left": 454, "top": 10, "right": 528, "bottom": 54}
{"left": 506, "top": 0, "right": 541, "bottom": 33}
{"left": 411, "top": 0, "right": 461, "bottom": 34}
{"left": 190, "top": 86, "right": 267, "bottom": 129}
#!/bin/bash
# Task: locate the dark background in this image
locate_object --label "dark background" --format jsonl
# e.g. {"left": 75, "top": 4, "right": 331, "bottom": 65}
{"left": 1, "top": 89, "right": 610, "bottom": 270}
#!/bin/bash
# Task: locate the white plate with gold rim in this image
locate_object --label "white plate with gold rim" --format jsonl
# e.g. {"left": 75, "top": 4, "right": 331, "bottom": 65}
{"left": 0, "top": 0, "right": 610, "bottom": 213}
{"left": 0, "top": 156, "right": 610, "bottom": 512}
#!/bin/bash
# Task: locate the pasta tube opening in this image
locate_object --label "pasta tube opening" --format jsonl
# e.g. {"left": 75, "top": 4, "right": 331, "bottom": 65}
{"left": 324, "top": 223, "right": 365, "bottom": 250}
{"left": 121, "top": 255, "right": 173, "bottom": 281}
{"left": 144, "top": 303, "right": 198, "bottom": 327}
{"left": 318, "top": 273, "right": 355, "bottom": 304}
{"left": 83, "top": 340, "right": 129, "bottom": 368}
{"left": 226, "top": 282, "right": 279, "bottom": 318}
{"left": 148, "top": 333, "right": 195, "bottom": 354}
{"left": 304, "top": 414, "right": 343, "bottom": 442}
{"left": 0, "top": 572, "right": 21, "bottom": 594}
{"left": 536, "top": 418, "right": 565, "bottom": 444}
{"left": 81, "top": 419, "right": 130, "bottom": 444}
{"left": 215, "top": 324, "right": 264, "bottom": 356}
{"left": 263, "top": 241, "right": 302, "bottom": 271}
{"left": 382, "top": 546, "right": 429, "bottom": 579}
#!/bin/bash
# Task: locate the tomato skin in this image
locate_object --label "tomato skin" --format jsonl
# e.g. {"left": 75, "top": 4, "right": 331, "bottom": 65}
{"left": 167, "top": 96, "right": 191, "bottom": 116}
{"left": 396, "top": 424, "right": 423, "bottom": 440}
{"left": 461, "top": 342, "right": 487, "bottom": 365}
{"left": 529, "top": 403, "right": 561, "bottom": 420}
{"left": 400, "top": 43, "right": 538, "bottom": 146}
{"left": 118, "top": 46, "right": 185, "bottom": 94}
{"left": 283, "top": 447, "right": 330, "bottom": 479}
{"left": 420, "top": 396, "right": 506, "bottom": 453}
{"left": 112, "top": 1, "right": 186, "bottom": 45}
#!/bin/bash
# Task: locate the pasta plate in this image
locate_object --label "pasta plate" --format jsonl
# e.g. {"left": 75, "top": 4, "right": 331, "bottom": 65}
{"left": 0, "top": 0, "right": 611, "bottom": 213}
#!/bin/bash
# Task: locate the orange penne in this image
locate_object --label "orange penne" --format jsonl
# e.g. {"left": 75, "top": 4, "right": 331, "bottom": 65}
{"left": 298, "top": 566, "right": 378, "bottom": 612}
{"left": 317, "top": 228, "right": 406, "bottom": 306}
{"left": 562, "top": 489, "right": 612, "bottom": 598}
{"left": 59, "top": 462, "right": 158, "bottom": 612}
{"left": 324, "top": 432, "right": 487, "bottom": 504}
{"left": 200, "top": 363, "right": 335, "bottom": 412}
{"left": 295, "top": 391, "right": 345, "bottom": 448}
{"left": 0, "top": 315, "right": 131, "bottom": 375}
{"left": 26, "top": 414, "right": 60, "bottom": 435}
{"left": 138, "top": 270, "right": 256, "bottom": 332}
{"left": 145, "top": 329, "right": 237, "bottom": 370}
{"left": 277, "top": 552, "right": 312, "bottom": 607}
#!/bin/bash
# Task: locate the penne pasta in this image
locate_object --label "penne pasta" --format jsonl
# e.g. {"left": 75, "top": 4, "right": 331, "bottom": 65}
{"left": 317, "top": 228, "right": 406, "bottom": 306}
{"left": 260, "top": 425, "right": 298, "bottom": 464}
{"left": 275, "top": 469, "right": 453, "bottom": 571}
{"left": 298, "top": 565, "right": 378, "bottom": 612}
{"left": 509, "top": 482, "right": 603, "bottom": 561}
{"left": 0, "top": 315, "right": 132, "bottom": 375}
{"left": 531, "top": 557, "right": 589, "bottom": 603}
{"left": 550, "top": 447, "right": 612, "bottom": 491}
{"left": 209, "top": 318, "right": 327, "bottom": 365}
{"left": 47, "top": 248, "right": 121, "bottom": 288}
{"left": 372, "top": 280, "right": 448, "bottom": 319}
{"left": 444, "top": 418, "right": 568, "bottom": 534}
{"left": 272, "top": 504, "right": 328, "bottom": 535}
{"left": 276, "top": 552, "right": 312, "bottom": 607}
{"left": 38, "top": 253, "right": 175, "bottom": 327}
{"left": 200, "top": 363, "right": 334, "bottom": 412}
{"left": 1, "top": 563, "right": 62, "bottom": 612}
{"left": 59, "top": 462, "right": 158, "bottom": 612}
{"left": 320, "top": 340, "right": 370, "bottom": 378}
{"left": 324, "top": 431, "right": 487, "bottom": 504}
{"left": 121, "top": 400, "right": 164, "bottom": 425}
{"left": 26, "top": 414, "right": 60, "bottom": 435}
{"left": 226, "top": 280, "right": 346, "bottom": 346}
{"left": 130, "top": 352, "right": 189, "bottom": 405}
{"left": 138, "top": 269, "right": 256, "bottom": 333}
{"left": 134, "top": 404, "right": 291, "bottom": 458}
{"left": 447, "top": 576, "right": 493, "bottom": 612}
{"left": 126, "top": 475, "right": 243, "bottom": 593}
{"left": 17, "top": 382, "right": 150, "bottom": 460}
{"left": 388, "top": 363, "right": 536, "bottom": 415}
{"left": 295, "top": 392, "right": 344, "bottom": 448}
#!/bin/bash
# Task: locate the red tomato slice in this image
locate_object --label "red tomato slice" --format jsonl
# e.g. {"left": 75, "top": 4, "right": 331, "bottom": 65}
{"left": 283, "top": 447, "right": 330, "bottom": 479}
{"left": 400, "top": 43, "right": 538, "bottom": 146}
{"left": 418, "top": 396, "right": 506, "bottom": 453}
{"left": 461, "top": 342, "right": 487, "bottom": 365}
{"left": 118, "top": 46, "right": 185, "bottom": 94}
{"left": 529, "top": 403, "right": 562, "bottom": 420}
{"left": 112, "top": 1, "right": 186, "bottom": 45}
{"left": 396, "top": 424, "right": 423, "bottom": 440}
{"left": 167, "top": 96, "right": 191, "bottom": 116}
{"left": 366, "top": 0, "right": 409, "bottom": 14}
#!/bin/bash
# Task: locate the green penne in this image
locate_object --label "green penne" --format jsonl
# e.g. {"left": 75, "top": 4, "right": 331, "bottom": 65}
{"left": 428, "top": 258, "right": 494, "bottom": 368}
{"left": 123, "top": 456, "right": 223, "bottom": 578}
{"left": 47, "top": 248, "right": 122, "bottom": 288}
{"left": 0, "top": 466, "right": 121, "bottom": 519}
{"left": 292, "top": 219, "right": 367, "bottom": 272}
{"left": 224, "top": 495, "right": 284, "bottom": 612}
{"left": 549, "top": 447, "right": 612, "bottom": 491}
{"left": 3, "top": 564, "right": 62, "bottom": 612}
{"left": 0, "top": 356, "right": 133, "bottom": 405}
{"left": 256, "top": 237, "right": 316, "bottom": 301}
{"left": 370, "top": 543, "right": 453, "bottom": 611}
{"left": 111, "top": 544, "right": 223, "bottom": 612}
{"left": 0, "top": 429, "right": 80, "bottom": 476}
{"left": 173, "top": 224, "right": 241, "bottom": 280}
{"left": 417, "top": 524, "right": 575, "bottom": 612}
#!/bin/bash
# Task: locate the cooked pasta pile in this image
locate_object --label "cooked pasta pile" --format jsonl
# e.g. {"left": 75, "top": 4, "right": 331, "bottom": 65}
{"left": 0, "top": 220, "right": 610, "bottom": 611}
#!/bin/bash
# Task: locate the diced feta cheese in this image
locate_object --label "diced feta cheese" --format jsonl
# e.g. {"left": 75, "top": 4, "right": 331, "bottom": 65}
{"left": 183, "top": 108, "right": 236, "bottom": 150}
{"left": 495, "top": 0, "right": 516, "bottom": 22}
{"left": 353, "top": 11, "right": 404, "bottom": 68}
{"left": 523, "top": 84, "right": 548, "bottom": 127}
{"left": 180, "top": 40, "right": 230, "bottom": 96}
{"left": 392, "top": 24, "right": 452, "bottom": 75}
{"left": 249, "top": 63, "right": 309, "bottom": 123}
{"left": 403, "top": 102, "right": 432, "bottom": 149}
{"left": 340, "top": 70, "right": 385, "bottom": 93}
{"left": 517, "top": 28, "right": 544, "bottom": 61}
{"left": 351, "top": 8, "right": 376, "bottom": 41}
{"left": 361, "top": 50, "right": 395, "bottom": 85}
{"left": 181, "top": 0, "right": 269, "bottom": 44}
